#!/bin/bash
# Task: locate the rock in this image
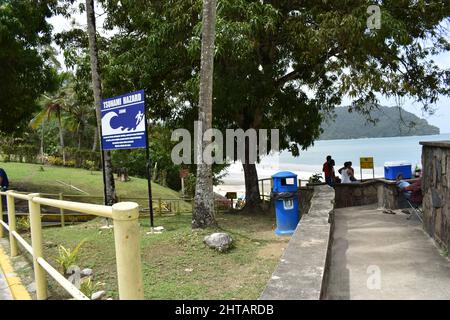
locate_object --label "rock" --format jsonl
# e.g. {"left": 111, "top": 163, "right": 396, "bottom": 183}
{"left": 45, "top": 241, "right": 57, "bottom": 248}
{"left": 184, "top": 268, "right": 193, "bottom": 272}
{"left": 153, "top": 226, "right": 165, "bottom": 232}
{"left": 91, "top": 290, "right": 106, "bottom": 300}
{"left": 203, "top": 233, "right": 233, "bottom": 252}
{"left": 81, "top": 268, "right": 93, "bottom": 277}
{"left": 27, "top": 282, "right": 36, "bottom": 293}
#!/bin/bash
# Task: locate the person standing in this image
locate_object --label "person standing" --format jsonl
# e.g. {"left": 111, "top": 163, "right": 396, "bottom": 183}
{"left": 0, "top": 168, "right": 8, "bottom": 212}
{"left": 0, "top": 168, "right": 9, "bottom": 192}
{"left": 339, "top": 162, "right": 354, "bottom": 184}
{"left": 323, "top": 156, "right": 335, "bottom": 187}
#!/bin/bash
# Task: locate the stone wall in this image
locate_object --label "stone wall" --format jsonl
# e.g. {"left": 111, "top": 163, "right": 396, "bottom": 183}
{"left": 260, "top": 185, "right": 335, "bottom": 300}
{"left": 334, "top": 179, "right": 413, "bottom": 209}
{"left": 420, "top": 141, "right": 450, "bottom": 253}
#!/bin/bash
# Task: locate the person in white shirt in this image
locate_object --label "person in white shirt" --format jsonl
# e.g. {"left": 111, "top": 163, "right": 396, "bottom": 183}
{"left": 339, "top": 162, "right": 356, "bottom": 184}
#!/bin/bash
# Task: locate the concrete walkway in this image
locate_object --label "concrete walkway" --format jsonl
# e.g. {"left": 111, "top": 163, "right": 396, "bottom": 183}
{"left": 327, "top": 205, "right": 450, "bottom": 300}
{"left": 0, "top": 266, "right": 13, "bottom": 300}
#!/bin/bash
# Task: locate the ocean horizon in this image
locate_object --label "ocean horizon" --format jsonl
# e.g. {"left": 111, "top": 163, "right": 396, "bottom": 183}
{"left": 214, "top": 133, "right": 450, "bottom": 197}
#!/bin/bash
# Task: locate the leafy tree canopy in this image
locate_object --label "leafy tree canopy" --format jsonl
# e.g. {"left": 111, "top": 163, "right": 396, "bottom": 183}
{"left": 97, "top": 0, "right": 449, "bottom": 155}
{"left": 0, "top": 0, "right": 66, "bottom": 133}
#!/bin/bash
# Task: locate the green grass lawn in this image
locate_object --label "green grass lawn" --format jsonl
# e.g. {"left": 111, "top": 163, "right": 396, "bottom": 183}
{"left": 17, "top": 212, "right": 287, "bottom": 300}
{"left": 3, "top": 161, "right": 286, "bottom": 300}
{"left": 0, "top": 162, "right": 191, "bottom": 210}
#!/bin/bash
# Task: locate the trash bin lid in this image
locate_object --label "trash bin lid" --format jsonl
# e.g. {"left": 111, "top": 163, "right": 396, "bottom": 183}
{"left": 271, "top": 171, "right": 298, "bottom": 179}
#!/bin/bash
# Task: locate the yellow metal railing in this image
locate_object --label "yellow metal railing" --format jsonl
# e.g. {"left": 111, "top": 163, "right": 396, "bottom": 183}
{"left": 0, "top": 190, "right": 144, "bottom": 300}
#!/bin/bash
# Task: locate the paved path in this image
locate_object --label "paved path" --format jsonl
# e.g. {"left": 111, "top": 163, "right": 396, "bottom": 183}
{"left": 0, "top": 265, "right": 13, "bottom": 300}
{"left": 327, "top": 205, "right": 450, "bottom": 300}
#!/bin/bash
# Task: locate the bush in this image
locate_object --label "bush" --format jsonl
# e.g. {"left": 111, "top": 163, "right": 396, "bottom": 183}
{"left": 184, "top": 173, "right": 196, "bottom": 198}
{"left": 17, "top": 216, "right": 30, "bottom": 232}
{"left": 55, "top": 239, "right": 86, "bottom": 275}
{"left": 84, "top": 160, "right": 97, "bottom": 171}
{"left": 79, "top": 277, "right": 102, "bottom": 298}
{"left": 48, "top": 156, "right": 64, "bottom": 166}
{"left": 64, "top": 160, "right": 76, "bottom": 167}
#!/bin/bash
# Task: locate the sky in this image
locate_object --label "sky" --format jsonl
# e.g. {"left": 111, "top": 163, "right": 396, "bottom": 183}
{"left": 48, "top": 4, "right": 450, "bottom": 133}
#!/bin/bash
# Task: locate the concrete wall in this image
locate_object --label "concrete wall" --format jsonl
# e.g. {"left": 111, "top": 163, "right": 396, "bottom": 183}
{"left": 420, "top": 141, "right": 450, "bottom": 253}
{"left": 260, "top": 185, "right": 335, "bottom": 300}
{"left": 334, "top": 179, "right": 413, "bottom": 210}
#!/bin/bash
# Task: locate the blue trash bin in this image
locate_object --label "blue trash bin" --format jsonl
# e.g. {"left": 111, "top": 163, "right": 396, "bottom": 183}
{"left": 271, "top": 171, "right": 300, "bottom": 236}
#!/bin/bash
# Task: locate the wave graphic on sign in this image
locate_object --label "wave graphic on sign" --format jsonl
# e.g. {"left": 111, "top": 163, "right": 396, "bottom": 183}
{"left": 101, "top": 110, "right": 145, "bottom": 136}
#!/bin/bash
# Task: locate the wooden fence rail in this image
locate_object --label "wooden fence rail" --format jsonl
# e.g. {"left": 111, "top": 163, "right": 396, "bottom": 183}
{"left": 0, "top": 190, "right": 143, "bottom": 300}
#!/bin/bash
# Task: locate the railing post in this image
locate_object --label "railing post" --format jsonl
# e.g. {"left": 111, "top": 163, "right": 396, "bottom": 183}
{"left": 111, "top": 202, "right": 144, "bottom": 300}
{"left": 176, "top": 200, "right": 180, "bottom": 215}
{"left": 6, "top": 191, "right": 18, "bottom": 257}
{"left": 28, "top": 193, "right": 48, "bottom": 300}
{"left": 261, "top": 181, "right": 265, "bottom": 200}
{"left": 59, "top": 193, "right": 65, "bottom": 227}
{"left": 0, "top": 194, "right": 3, "bottom": 238}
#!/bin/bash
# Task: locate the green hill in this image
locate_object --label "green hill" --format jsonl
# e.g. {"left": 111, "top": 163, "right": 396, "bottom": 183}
{"left": 320, "top": 106, "right": 440, "bottom": 140}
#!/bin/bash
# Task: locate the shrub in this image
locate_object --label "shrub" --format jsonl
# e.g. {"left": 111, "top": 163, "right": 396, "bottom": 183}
{"left": 84, "top": 160, "right": 97, "bottom": 171}
{"left": 48, "top": 156, "right": 64, "bottom": 166}
{"left": 55, "top": 239, "right": 86, "bottom": 275}
{"left": 64, "top": 160, "right": 76, "bottom": 167}
{"left": 79, "top": 277, "right": 102, "bottom": 298}
{"left": 17, "top": 216, "right": 31, "bottom": 232}
{"left": 308, "top": 173, "right": 323, "bottom": 184}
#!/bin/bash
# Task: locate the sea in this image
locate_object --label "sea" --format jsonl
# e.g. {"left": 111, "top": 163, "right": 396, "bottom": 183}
{"left": 214, "top": 133, "right": 450, "bottom": 197}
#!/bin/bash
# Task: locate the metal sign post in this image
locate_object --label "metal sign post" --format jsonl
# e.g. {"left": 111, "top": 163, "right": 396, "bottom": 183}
{"left": 179, "top": 169, "right": 189, "bottom": 197}
{"left": 144, "top": 112, "right": 155, "bottom": 229}
{"left": 100, "top": 90, "right": 154, "bottom": 228}
{"left": 360, "top": 157, "right": 375, "bottom": 181}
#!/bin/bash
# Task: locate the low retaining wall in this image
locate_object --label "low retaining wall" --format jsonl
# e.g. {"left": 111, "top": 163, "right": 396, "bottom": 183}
{"left": 260, "top": 185, "right": 335, "bottom": 300}
{"left": 334, "top": 178, "right": 417, "bottom": 209}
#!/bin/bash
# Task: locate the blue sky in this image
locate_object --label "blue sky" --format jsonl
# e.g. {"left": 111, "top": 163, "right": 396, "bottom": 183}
{"left": 351, "top": 51, "right": 450, "bottom": 133}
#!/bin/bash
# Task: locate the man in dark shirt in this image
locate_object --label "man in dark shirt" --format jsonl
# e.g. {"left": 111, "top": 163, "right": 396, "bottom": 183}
{"left": 0, "top": 168, "right": 8, "bottom": 212}
{"left": 323, "top": 155, "right": 335, "bottom": 187}
{"left": 0, "top": 168, "right": 9, "bottom": 191}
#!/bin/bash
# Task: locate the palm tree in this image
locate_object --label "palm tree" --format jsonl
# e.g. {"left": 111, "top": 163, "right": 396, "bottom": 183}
{"left": 192, "top": 0, "right": 218, "bottom": 229}
{"left": 30, "top": 73, "right": 72, "bottom": 165}
{"left": 63, "top": 93, "right": 92, "bottom": 151}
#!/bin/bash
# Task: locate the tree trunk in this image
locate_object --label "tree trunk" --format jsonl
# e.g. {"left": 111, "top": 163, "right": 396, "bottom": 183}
{"left": 193, "top": 0, "right": 218, "bottom": 229}
{"left": 57, "top": 111, "right": 66, "bottom": 165}
{"left": 241, "top": 126, "right": 263, "bottom": 213}
{"left": 242, "top": 162, "right": 263, "bottom": 212}
{"left": 92, "top": 128, "right": 98, "bottom": 151}
{"left": 40, "top": 121, "right": 45, "bottom": 164}
{"left": 86, "top": 0, "right": 116, "bottom": 206}
{"left": 77, "top": 124, "right": 82, "bottom": 151}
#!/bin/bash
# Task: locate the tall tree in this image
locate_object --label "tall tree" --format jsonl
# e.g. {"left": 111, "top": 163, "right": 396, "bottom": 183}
{"left": 193, "top": 0, "right": 218, "bottom": 228}
{"left": 0, "top": 0, "right": 58, "bottom": 133}
{"left": 85, "top": 0, "right": 117, "bottom": 205}
{"left": 30, "top": 73, "right": 73, "bottom": 165}
{"left": 99, "top": 0, "right": 450, "bottom": 211}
